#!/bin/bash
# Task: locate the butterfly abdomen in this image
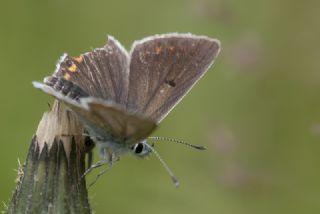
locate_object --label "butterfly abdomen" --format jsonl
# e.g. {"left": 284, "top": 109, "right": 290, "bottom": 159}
{"left": 44, "top": 76, "right": 89, "bottom": 101}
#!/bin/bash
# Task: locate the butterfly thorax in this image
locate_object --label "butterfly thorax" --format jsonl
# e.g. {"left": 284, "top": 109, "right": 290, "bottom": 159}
{"left": 87, "top": 129, "right": 133, "bottom": 158}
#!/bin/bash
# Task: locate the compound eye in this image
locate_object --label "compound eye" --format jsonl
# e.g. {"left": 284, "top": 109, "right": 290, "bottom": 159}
{"left": 133, "top": 143, "right": 144, "bottom": 154}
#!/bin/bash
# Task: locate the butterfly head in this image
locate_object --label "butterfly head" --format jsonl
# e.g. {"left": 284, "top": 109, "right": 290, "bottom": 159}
{"left": 131, "top": 140, "right": 152, "bottom": 157}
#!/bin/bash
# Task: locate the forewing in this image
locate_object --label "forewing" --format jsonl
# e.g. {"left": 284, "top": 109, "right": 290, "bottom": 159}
{"left": 33, "top": 81, "right": 157, "bottom": 144}
{"left": 127, "top": 33, "right": 220, "bottom": 122}
{"left": 53, "top": 36, "right": 129, "bottom": 105}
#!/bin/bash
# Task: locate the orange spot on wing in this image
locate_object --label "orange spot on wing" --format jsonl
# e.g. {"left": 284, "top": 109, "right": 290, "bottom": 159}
{"left": 155, "top": 46, "right": 162, "bottom": 54}
{"left": 68, "top": 63, "right": 77, "bottom": 72}
{"left": 73, "top": 55, "right": 84, "bottom": 63}
{"left": 64, "top": 73, "right": 71, "bottom": 80}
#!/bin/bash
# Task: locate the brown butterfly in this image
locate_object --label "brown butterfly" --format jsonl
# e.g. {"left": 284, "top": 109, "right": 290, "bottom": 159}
{"left": 33, "top": 33, "right": 220, "bottom": 186}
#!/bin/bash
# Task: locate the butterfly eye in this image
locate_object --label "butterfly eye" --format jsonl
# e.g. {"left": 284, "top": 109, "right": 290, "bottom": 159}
{"left": 133, "top": 143, "right": 144, "bottom": 154}
{"left": 131, "top": 142, "right": 152, "bottom": 157}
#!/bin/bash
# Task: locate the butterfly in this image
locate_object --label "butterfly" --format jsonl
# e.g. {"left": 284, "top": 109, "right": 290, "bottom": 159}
{"left": 33, "top": 33, "right": 220, "bottom": 186}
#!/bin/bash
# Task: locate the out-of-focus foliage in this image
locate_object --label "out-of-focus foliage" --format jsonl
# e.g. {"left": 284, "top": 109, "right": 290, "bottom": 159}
{"left": 1, "top": 0, "right": 319, "bottom": 213}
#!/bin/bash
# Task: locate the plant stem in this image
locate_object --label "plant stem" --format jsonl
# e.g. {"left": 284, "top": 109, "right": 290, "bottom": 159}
{"left": 7, "top": 101, "right": 92, "bottom": 214}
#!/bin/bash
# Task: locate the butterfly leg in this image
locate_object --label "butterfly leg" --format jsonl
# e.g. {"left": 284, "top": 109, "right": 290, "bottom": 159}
{"left": 82, "top": 147, "right": 117, "bottom": 187}
{"left": 81, "top": 147, "right": 110, "bottom": 178}
{"left": 87, "top": 150, "right": 119, "bottom": 186}
{"left": 84, "top": 135, "right": 96, "bottom": 170}
{"left": 81, "top": 159, "right": 109, "bottom": 180}
{"left": 88, "top": 162, "right": 112, "bottom": 187}
{"left": 86, "top": 150, "right": 93, "bottom": 170}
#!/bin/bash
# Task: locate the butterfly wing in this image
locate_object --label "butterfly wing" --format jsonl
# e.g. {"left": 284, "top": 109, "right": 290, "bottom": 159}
{"left": 34, "top": 34, "right": 220, "bottom": 144}
{"left": 127, "top": 33, "right": 220, "bottom": 122}
{"left": 33, "top": 81, "right": 157, "bottom": 144}
{"left": 84, "top": 99, "right": 157, "bottom": 143}
{"left": 53, "top": 36, "right": 129, "bottom": 105}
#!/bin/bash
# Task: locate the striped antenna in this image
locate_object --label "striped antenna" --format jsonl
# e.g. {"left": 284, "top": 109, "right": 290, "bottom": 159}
{"left": 143, "top": 142, "right": 180, "bottom": 188}
{"left": 148, "top": 136, "right": 206, "bottom": 150}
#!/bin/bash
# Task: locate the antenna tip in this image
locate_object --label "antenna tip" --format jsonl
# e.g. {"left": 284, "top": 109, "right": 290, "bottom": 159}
{"left": 172, "top": 177, "right": 180, "bottom": 188}
{"left": 193, "top": 145, "right": 207, "bottom": 150}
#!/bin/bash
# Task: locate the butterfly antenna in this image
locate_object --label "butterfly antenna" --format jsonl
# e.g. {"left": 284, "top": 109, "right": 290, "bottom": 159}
{"left": 148, "top": 136, "right": 206, "bottom": 150}
{"left": 143, "top": 143, "right": 180, "bottom": 187}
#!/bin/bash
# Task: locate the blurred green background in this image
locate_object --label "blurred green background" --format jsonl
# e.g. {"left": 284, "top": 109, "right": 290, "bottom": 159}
{"left": 1, "top": 0, "right": 320, "bottom": 213}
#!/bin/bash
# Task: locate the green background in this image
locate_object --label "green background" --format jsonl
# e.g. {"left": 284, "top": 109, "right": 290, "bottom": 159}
{"left": 1, "top": 0, "right": 320, "bottom": 213}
